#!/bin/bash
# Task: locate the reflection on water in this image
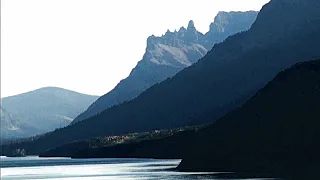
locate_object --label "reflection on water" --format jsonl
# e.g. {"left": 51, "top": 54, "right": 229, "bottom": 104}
{"left": 0, "top": 156, "right": 276, "bottom": 180}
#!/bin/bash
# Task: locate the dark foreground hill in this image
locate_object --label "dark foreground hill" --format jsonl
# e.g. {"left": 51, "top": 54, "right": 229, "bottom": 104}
{"left": 2, "top": 0, "right": 320, "bottom": 155}
{"left": 176, "top": 59, "right": 320, "bottom": 177}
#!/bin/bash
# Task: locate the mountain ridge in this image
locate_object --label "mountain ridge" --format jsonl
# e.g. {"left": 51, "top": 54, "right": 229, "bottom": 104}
{"left": 72, "top": 11, "right": 258, "bottom": 124}
{"left": 2, "top": 86, "right": 98, "bottom": 99}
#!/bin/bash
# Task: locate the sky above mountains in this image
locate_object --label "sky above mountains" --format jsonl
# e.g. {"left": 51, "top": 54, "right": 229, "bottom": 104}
{"left": 1, "top": 0, "right": 270, "bottom": 98}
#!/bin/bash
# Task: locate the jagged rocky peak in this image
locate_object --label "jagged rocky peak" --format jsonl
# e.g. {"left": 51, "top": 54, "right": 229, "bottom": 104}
{"left": 164, "top": 29, "right": 176, "bottom": 38}
{"left": 187, "top": 20, "right": 196, "bottom": 31}
{"left": 185, "top": 20, "right": 200, "bottom": 42}
{"left": 146, "top": 20, "right": 202, "bottom": 47}
{"left": 178, "top": 26, "right": 187, "bottom": 33}
{"left": 146, "top": 34, "right": 158, "bottom": 47}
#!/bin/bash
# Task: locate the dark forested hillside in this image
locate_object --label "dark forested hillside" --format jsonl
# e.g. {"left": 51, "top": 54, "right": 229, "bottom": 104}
{"left": 38, "top": 126, "right": 203, "bottom": 158}
{"left": 2, "top": 0, "right": 320, "bottom": 155}
{"left": 176, "top": 59, "right": 320, "bottom": 177}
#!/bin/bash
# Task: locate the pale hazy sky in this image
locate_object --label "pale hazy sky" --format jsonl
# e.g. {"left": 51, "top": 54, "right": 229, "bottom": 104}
{"left": 1, "top": 0, "right": 270, "bottom": 98}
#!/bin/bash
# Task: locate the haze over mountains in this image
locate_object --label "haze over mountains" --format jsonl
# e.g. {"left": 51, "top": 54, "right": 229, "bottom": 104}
{"left": 1, "top": 87, "right": 98, "bottom": 139}
{"left": 72, "top": 11, "right": 258, "bottom": 124}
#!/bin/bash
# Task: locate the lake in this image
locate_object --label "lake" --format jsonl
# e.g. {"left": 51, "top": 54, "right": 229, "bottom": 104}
{"left": 0, "top": 156, "right": 276, "bottom": 180}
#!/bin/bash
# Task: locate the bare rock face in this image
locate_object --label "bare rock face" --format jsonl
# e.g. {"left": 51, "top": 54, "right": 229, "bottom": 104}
{"left": 72, "top": 11, "right": 258, "bottom": 124}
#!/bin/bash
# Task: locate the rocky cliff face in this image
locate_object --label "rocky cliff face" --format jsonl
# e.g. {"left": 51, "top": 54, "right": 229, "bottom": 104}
{"left": 72, "top": 11, "right": 258, "bottom": 124}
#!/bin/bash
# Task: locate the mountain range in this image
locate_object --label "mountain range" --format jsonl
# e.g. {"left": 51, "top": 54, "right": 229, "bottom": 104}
{"left": 72, "top": 11, "right": 258, "bottom": 124}
{"left": 1, "top": 87, "right": 98, "bottom": 139}
{"left": 3, "top": 0, "right": 320, "bottom": 158}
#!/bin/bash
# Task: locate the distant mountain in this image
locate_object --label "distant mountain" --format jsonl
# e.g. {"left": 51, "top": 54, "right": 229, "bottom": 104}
{"left": 177, "top": 59, "right": 320, "bottom": 176}
{"left": 2, "top": 0, "right": 320, "bottom": 156}
{"left": 72, "top": 11, "right": 258, "bottom": 124}
{"left": 1, "top": 87, "right": 98, "bottom": 138}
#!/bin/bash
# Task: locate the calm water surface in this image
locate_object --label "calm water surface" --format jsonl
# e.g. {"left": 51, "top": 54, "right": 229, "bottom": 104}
{"left": 0, "top": 156, "right": 275, "bottom": 180}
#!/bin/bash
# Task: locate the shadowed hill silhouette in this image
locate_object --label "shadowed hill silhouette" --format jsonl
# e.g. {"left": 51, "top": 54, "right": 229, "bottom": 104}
{"left": 177, "top": 59, "right": 320, "bottom": 178}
